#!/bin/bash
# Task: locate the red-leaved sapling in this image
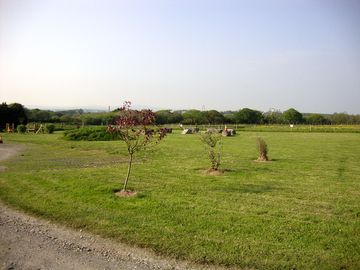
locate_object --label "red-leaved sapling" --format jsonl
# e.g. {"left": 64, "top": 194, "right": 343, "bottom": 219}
{"left": 107, "top": 101, "right": 166, "bottom": 196}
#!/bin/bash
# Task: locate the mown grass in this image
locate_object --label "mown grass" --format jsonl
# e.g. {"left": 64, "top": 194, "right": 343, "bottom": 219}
{"left": 0, "top": 131, "right": 359, "bottom": 269}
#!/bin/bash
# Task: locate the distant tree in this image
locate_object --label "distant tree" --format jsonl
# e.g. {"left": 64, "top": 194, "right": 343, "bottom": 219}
{"left": 263, "top": 110, "right": 284, "bottom": 124}
{"left": 306, "top": 114, "right": 329, "bottom": 125}
{"left": 0, "top": 103, "right": 28, "bottom": 128}
{"left": 26, "top": 108, "right": 53, "bottom": 122}
{"left": 223, "top": 112, "right": 236, "bottom": 124}
{"left": 59, "top": 115, "right": 73, "bottom": 124}
{"left": 79, "top": 112, "right": 118, "bottom": 126}
{"left": 182, "top": 109, "right": 206, "bottom": 125}
{"left": 107, "top": 101, "right": 166, "bottom": 196}
{"left": 50, "top": 115, "right": 61, "bottom": 123}
{"left": 331, "top": 113, "right": 351, "bottom": 125}
{"left": 8, "top": 103, "right": 28, "bottom": 126}
{"left": 351, "top": 114, "right": 360, "bottom": 125}
{"left": 203, "top": 110, "right": 225, "bottom": 124}
{"left": 235, "top": 108, "right": 263, "bottom": 124}
{"left": 283, "top": 108, "right": 303, "bottom": 124}
{"left": 0, "top": 103, "right": 9, "bottom": 129}
{"left": 155, "top": 110, "right": 183, "bottom": 124}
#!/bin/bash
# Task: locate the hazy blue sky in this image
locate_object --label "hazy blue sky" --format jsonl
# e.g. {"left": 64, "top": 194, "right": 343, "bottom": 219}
{"left": 1, "top": 0, "right": 359, "bottom": 113}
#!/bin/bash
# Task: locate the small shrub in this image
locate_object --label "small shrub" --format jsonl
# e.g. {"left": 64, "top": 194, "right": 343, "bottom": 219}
{"left": 17, "top": 124, "right": 27, "bottom": 133}
{"left": 256, "top": 137, "right": 269, "bottom": 161}
{"left": 63, "top": 127, "right": 119, "bottom": 141}
{"left": 200, "top": 131, "right": 222, "bottom": 171}
{"left": 45, "top": 124, "right": 55, "bottom": 134}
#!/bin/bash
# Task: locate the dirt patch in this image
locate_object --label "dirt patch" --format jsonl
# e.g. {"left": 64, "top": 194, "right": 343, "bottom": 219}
{"left": 254, "top": 159, "right": 272, "bottom": 163}
{"left": 115, "top": 190, "right": 138, "bottom": 197}
{"left": 202, "top": 168, "right": 224, "bottom": 176}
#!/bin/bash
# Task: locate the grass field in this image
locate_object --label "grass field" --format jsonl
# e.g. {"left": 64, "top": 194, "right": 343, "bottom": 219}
{"left": 0, "top": 131, "right": 359, "bottom": 269}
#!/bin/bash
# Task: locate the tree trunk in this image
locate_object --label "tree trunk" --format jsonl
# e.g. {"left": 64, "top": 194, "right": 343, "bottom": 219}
{"left": 123, "top": 154, "right": 133, "bottom": 191}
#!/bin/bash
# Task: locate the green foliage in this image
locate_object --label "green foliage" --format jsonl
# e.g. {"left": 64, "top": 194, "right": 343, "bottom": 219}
{"left": 306, "top": 114, "right": 329, "bottom": 125}
{"left": 329, "top": 113, "right": 360, "bottom": 125}
{"left": 200, "top": 131, "right": 222, "bottom": 170}
{"left": 235, "top": 108, "right": 263, "bottom": 124}
{"left": 0, "top": 102, "right": 28, "bottom": 129}
{"left": 44, "top": 124, "right": 56, "bottom": 134}
{"left": 155, "top": 110, "right": 183, "bottom": 124}
{"left": 63, "top": 127, "right": 119, "bottom": 141}
{"left": 263, "top": 110, "right": 285, "bottom": 124}
{"left": 182, "top": 109, "right": 206, "bottom": 125}
{"left": 283, "top": 108, "right": 303, "bottom": 124}
{"left": 26, "top": 108, "right": 54, "bottom": 122}
{"left": 180, "top": 110, "right": 226, "bottom": 125}
{"left": 16, "top": 124, "right": 27, "bottom": 133}
{"left": 223, "top": 112, "right": 236, "bottom": 123}
{"left": 80, "top": 112, "right": 118, "bottom": 125}
{"left": 203, "top": 110, "right": 225, "bottom": 124}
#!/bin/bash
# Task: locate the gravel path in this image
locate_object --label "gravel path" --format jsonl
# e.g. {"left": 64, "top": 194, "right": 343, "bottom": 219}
{"left": 0, "top": 144, "right": 229, "bottom": 270}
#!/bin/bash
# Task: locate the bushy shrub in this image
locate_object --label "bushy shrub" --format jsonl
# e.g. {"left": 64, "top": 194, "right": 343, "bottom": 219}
{"left": 45, "top": 124, "right": 55, "bottom": 134}
{"left": 256, "top": 137, "right": 269, "bottom": 161}
{"left": 17, "top": 124, "right": 27, "bottom": 133}
{"left": 63, "top": 127, "right": 119, "bottom": 141}
{"left": 200, "top": 131, "right": 222, "bottom": 171}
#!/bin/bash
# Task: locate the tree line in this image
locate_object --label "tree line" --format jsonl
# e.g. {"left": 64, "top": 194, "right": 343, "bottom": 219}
{"left": 1, "top": 102, "right": 360, "bottom": 131}
{"left": 155, "top": 108, "right": 360, "bottom": 125}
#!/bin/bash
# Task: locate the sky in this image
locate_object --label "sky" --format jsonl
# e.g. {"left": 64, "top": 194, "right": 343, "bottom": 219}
{"left": 0, "top": 0, "right": 360, "bottom": 113}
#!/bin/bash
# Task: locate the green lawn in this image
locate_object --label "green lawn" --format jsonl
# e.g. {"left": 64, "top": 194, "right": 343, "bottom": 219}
{"left": 0, "top": 131, "right": 359, "bottom": 269}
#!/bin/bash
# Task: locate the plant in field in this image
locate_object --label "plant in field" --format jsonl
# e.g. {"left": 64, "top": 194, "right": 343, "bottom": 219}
{"left": 45, "top": 124, "right": 55, "bottom": 134}
{"left": 107, "top": 101, "right": 166, "bottom": 195}
{"left": 200, "top": 130, "right": 222, "bottom": 172}
{"left": 256, "top": 137, "right": 269, "bottom": 161}
{"left": 17, "top": 124, "right": 27, "bottom": 133}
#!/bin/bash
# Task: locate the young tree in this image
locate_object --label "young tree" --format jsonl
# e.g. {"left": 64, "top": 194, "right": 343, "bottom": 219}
{"left": 200, "top": 130, "right": 222, "bottom": 172}
{"left": 107, "top": 101, "right": 166, "bottom": 195}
